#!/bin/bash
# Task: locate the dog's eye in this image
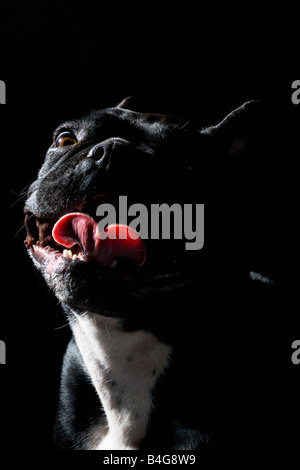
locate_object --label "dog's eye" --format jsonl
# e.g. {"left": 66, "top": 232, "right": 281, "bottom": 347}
{"left": 55, "top": 131, "right": 77, "bottom": 147}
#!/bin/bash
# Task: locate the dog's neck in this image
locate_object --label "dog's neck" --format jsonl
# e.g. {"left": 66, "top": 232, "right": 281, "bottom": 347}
{"left": 70, "top": 310, "right": 171, "bottom": 450}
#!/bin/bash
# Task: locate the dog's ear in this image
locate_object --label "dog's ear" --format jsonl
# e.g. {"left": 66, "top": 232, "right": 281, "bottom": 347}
{"left": 116, "top": 96, "right": 135, "bottom": 110}
{"left": 196, "top": 100, "right": 276, "bottom": 201}
{"left": 202, "top": 100, "right": 266, "bottom": 158}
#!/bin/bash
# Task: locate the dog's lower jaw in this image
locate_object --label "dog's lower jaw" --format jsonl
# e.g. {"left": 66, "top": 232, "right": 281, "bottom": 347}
{"left": 69, "top": 309, "right": 172, "bottom": 450}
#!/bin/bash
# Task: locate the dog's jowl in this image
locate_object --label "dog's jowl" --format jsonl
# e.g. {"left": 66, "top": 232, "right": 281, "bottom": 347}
{"left": 24, "top": 99, "right": 295, "bottom": 449}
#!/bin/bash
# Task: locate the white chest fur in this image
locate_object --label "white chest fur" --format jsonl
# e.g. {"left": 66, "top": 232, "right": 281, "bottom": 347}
{"left": 71, "top": 312, "right": 171, "bottom": 450}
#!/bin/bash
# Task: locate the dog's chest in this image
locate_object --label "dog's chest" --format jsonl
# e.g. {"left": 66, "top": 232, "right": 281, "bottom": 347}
{"left": 71, "top": 312, "right": 171, "bottom": 450}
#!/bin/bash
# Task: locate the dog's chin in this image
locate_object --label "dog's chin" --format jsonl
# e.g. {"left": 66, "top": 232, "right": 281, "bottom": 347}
{"left": 28, "top": 243, "right": 199, "bottom": 318}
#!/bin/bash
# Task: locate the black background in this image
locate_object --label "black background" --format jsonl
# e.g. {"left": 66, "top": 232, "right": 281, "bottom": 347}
{"left": 0, "top": 1, "right": 299, "bottom": 452}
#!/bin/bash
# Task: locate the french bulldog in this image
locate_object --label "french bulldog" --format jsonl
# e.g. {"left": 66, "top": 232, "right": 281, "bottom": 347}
{"left": 24, "top": 97, "right": 295, "bottom": 449}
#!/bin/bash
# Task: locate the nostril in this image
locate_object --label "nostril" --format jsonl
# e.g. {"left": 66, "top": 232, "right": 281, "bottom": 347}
{"left": 87, "top": 144, "right": 105, "bottom": 161}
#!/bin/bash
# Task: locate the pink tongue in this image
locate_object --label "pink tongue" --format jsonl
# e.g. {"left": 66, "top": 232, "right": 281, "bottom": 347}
{"left": 52, "top": 213, "right": 146, "bottom": 267}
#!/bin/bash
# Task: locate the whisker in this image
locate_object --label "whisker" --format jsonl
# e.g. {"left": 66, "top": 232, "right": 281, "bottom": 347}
{"left": 55, "top": 318, "right": 77, "bottom": 330}
{"left": 178, "top": 120, "right": 191, "bottom": 131}
{"left": 5, "top": 183, "right": 32, "bottom": 214}
{"left": 14, "top": 212, "right": 36, "bottom": 240}
{"left": 5, "top": 194, "right": 27, "bottom": 213}
{"left": 14, "top": 224, "right": 26, "bottom": 240}
{"left": 54, "top": 322, "right": 70, "bottom": 330}
{"left": 18, "top": 183, "right": 32, "bottom": 197}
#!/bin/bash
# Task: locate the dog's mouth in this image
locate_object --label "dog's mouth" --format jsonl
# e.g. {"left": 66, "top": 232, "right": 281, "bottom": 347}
{"left": 24, "top": 193, "right": 192, "bottom": 289}
{"left": 24, "top": 189, "right": 200, "bottom": 315}
{"left": 24, "top": 194, "right": 148, "bottom": 277}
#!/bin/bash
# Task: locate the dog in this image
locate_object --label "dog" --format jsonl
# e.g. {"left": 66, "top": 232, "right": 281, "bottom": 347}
{"left": 24, "top": 97, "right": 296, "bottom": 449}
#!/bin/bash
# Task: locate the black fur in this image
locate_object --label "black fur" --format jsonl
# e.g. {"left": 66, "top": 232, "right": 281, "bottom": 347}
{"left": 24, "top": 99, "right": 297, "bottom": 449}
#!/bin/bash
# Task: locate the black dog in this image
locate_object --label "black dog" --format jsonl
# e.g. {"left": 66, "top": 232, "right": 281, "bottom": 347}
{"left": 24, "top": 98, "right": 296, "bottom": 449}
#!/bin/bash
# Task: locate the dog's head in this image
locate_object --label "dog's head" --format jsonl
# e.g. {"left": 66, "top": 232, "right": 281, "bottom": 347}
{"left": 24, "top": 99, "right": 269, "bottom": 328}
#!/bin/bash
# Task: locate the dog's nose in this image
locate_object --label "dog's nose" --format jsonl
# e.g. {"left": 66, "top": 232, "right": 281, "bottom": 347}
{"left": 87, "top": 143, "right": 105, "bottom": 161}
{"left": 87, "top": 138, "right": 131, "bottom": 166}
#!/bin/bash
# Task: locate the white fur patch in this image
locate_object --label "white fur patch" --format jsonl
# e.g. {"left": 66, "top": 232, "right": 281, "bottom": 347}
{"left": 71, "top": 312, "right": 171, "bottom": 450}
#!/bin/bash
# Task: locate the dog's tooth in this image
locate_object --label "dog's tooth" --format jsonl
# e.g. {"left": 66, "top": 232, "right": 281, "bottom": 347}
{"left": 109, "top": 259, "right": 118, "bottom": 268}
{"left": 63, "top": 249, "right": 73, "bottom": 259}
{"left": 72, "top": 254, "right": 78, "bottom": 260}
